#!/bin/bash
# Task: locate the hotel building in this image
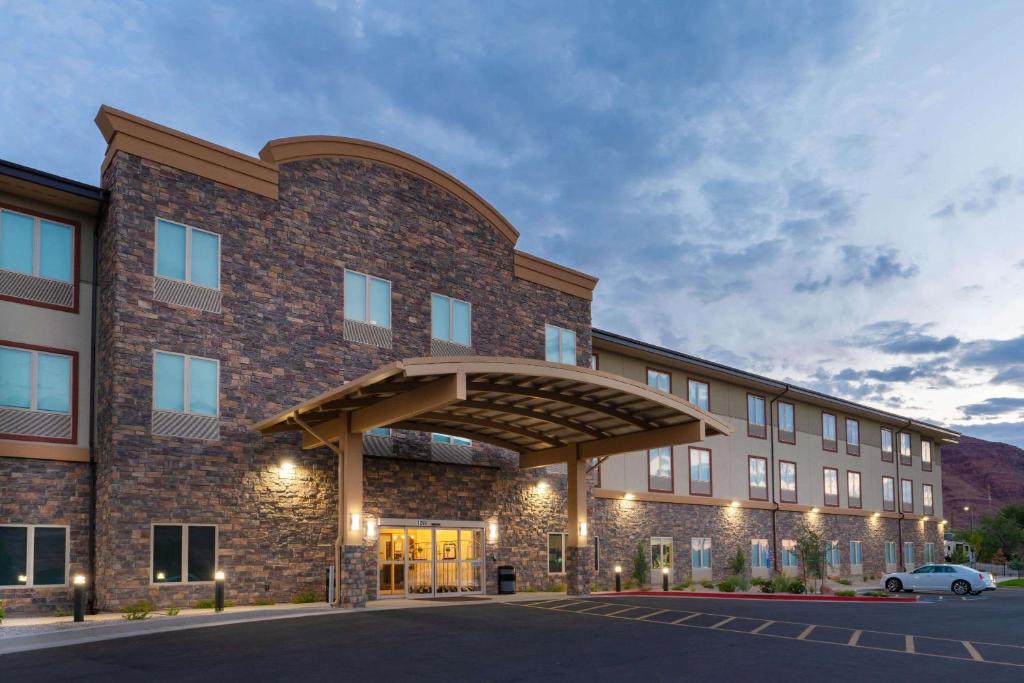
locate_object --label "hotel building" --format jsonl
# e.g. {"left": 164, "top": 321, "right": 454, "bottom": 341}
{"left": 0, "top": 107, "right": 956, "bottom": 612}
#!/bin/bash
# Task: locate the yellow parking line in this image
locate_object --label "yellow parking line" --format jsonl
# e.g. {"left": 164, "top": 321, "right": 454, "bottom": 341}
{"left": 576, "top": 603, "right": 611, "bottom": 613}
{"left": 550, "top": 601, "right": 587, "bottom": 610}
{"left": 848, "top": 630, "right": 862, "bottom": 646}
{"left": 709, "top": 616, "right": 736, "bottom": 630}
{"left": 963, "top": 641, "right": 984, "bottom": 662}
{"left": 635, "top": 609, "right": 668, "bottom": 620}
{"left": 670, "top": 612, "right": 702, "bottom": 624}
{"left": 751, "top": 620, "right": 774, "bottom": 634}
{"left": 604, "top": 606, "right": 640, "bottom": 617}
{"left": 796, "top": 625, "right": 816, "bottom": 640}
{"left": 905, "top": 635, "right": 915, "bottom": 654}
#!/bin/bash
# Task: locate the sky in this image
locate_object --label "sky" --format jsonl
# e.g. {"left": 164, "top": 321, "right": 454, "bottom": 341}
{"left": 2, "top": 1, "right": 1023, "bottom": 445}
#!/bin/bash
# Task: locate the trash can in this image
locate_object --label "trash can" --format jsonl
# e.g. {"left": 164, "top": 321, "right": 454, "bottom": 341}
{"left": 498, "top": 565, "right": 516, "bottom": 594}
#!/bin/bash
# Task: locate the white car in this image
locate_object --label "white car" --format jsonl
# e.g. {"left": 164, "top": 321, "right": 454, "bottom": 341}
{"left": 883, "top": 564, "right": 996, "bottom": 595}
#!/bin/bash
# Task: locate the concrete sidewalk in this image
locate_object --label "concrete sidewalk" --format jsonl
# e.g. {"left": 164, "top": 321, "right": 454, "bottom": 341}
{"left": 0, "top": 593, "right": 554, "bottom": 655}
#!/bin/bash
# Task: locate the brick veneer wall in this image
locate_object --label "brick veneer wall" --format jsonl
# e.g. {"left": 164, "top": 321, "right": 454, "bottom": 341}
{"left": 0, "top": 459, "right": 91, "bottom": 613}
{"left": 93, "top": 152, "right": 590, "bottom": 610}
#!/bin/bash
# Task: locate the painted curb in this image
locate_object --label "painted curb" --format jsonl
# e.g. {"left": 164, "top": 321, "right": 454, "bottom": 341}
{"left": 596, "top": 590, "right": 917, "bottom": 603}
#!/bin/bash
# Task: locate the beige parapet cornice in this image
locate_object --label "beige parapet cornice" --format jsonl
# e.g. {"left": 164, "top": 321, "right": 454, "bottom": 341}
{"left": 513, "top": 250, "right": 598, "bottom": 300}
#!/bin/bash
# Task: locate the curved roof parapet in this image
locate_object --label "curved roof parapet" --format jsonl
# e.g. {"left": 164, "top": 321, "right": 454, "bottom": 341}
{"left": 254, "top": 356, "right": 731, "bottom": 467}
{"left": 259, "top": 136, "right": 520, "bottom": 245}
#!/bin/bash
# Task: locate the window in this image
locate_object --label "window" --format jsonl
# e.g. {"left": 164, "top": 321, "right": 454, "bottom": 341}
{"left": 431, "top": 294, "right": 471, "bottom": 346}
{"left": 687, "top": 379, "right": 709, "bottom": 411}
{"left": 822, "top": 412, "right": 837, "bottom": 451}
{"left": 881, "top": 427, "right": 894, "bottom": 462}
{"left": 823, "top": 467, "right": 839, "bottom": 507}
{"left": 590, "top": 353, "right": 599, "bottom": 370}
{"left": 1, "top": 207, "right": 74, "bottom": 283}
{"left": 779, "top": 461, "right": 798, "bottom": 503}
{"left": 547, "top": 533, "right": 566, "bottom": 574}
{"left": 782, "top": 539, "right": 798, "bottom": 567}
{"left": 652, "top": 537, "right": 673, "bottom": 570}
{"left": 153, "top": 351, "right": 219, "bottom": 416}
{"left": 155, "top": 218, "right": 219, "bottom": 289}
{"left": 748, "top": 456, "right": 768, "bottom": 501}
{"left": 544, "top": 325, "right": 576, "bottom": 364}
{"left": 691, "top": 537, "right": 711, "bottom": 569}
{"left": 901, "top": 478, "right": 914, "bottom": 513}
{"left": 899, "top": 432, "right": 912, "bottom": 465}
{"left": 826, "top": 540, "right": 840, "bottom": 569}
{"left": 903, "top": 542, "right": 915, "bottom": 565}
{"left": 152, "top": 524, "right": 217, "bottom": 583}
{"left": 344, "top": 270, "right": 391, "bottom": 328}
{"left": 648, "top": 446, "right": 673, "bottom": 492}
{"left": 884, "top": 541, "right": 897, "bottom": 565}
{"left": 924, "top": 542, "right": 935, "bottom": 563}
{"left": 923, "top": 484, "right": 934, "bottom": 515}
{"left": 432, "top": 433, "right": 471, "bottom": 447}
{"left": 689, "top": 447, "right": 711, "bottom": 496}
{"left": 646, "top": 368, "right": 670, "bottom": 392}
{"left": 778, "top": 401, "right": 795, "bottom": 443}
{"left": 367, "top": 427, "right": 391, "bottom": 437}
{"left": 593, "top": 536, "right": 600, "bottom": 571}
{"left": 0, "top": 525, "right": 68, "bottom": 587}
{"left": 751, "top": 539, "right": 769, "bottom": 570}
{"left": 845, "top": 418, "right": 860, "bottom": 456}
{"left": 847, "top": 471, "right": 862, "bottom": 509}
{"left": 882, "top": 476, "right": 896, "bottom": 511}
{"left": 850, "top": 540, "right": 863, "bottom": 566}
{"left": 747, "top": 394, "right": 766, "bottom": 438}
{"left": 921, "top": 440, "right": 933, "bottom": 471}
{"left": 0, "top": 343, "right": 73, "bottom": 414}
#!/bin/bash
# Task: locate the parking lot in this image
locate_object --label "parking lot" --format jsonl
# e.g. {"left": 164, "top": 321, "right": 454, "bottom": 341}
{"left": 3, "top": 590, "right": 1024, "bottom": 682}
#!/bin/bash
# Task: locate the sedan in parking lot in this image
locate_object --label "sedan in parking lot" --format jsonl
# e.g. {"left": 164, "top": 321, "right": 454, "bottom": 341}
{"left": 883, "top": 564, "right": 996, "bottom": 595}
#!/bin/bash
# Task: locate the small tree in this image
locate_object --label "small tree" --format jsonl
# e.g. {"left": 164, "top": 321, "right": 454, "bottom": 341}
{"left": 631, "top": 541, "right": 650, "bottom": 587}
{"left": 1008, "top": 558, "right": 1024, "bottom": 578}
{"left": 729, "top": 547, "right": 747, "bottom": 577}
{"left": 795, "top": 529, "right": 825, "bottom": 593}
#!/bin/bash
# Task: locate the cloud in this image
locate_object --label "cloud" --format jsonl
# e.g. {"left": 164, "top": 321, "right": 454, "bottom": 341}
{"left": 785, "top": 177, "right": 853, "bottom": 227}
{"left": 959, "top": 335, "right": 1024, "bottom": 367}
{"left": 701, "top": 177, "right": 776, "bottom": 237}
{"left": 936, "top": 168, "right": 1024, "bottom": 219}
{"left": 958, "top": 397, "right": 1024, "bottom": 418}
{"left": 838, "top": 245, "right": 919, "bottom": 286}
{"left": 847, "top": 320, "right": 960, "bottom": 354}
{"left": 950, "top": 421, "right": 1024, "bottom": 448}
{"left": 929, "top": 203, "right": 955, "bottom": 220}
{"left": 992, "top": 366, "right": 1024, "bottom": 387}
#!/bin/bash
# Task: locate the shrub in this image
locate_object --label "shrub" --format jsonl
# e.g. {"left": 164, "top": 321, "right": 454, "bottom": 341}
{"left": 729, "top": 548, "right": 747, "bottom": 577}
{"left": 121, "top": 600, "right": 154, "bottom": 621}
{"left": 631, "top": 541, "right": 650, "bottom": 587}
{"left": 863, "top": 590, "right": 890, "bottom": 597}
{"left": 53, "top": 609, "right": 72, "bottom": 617}
{"left": 165, "top": 608, "right": 180, "bottom": 616}
{"left": 0, "top": 600, "right": 5, "bottom": 624}
{"left": 700, "top": 579, "right": 714, "bottom": 589}
{"left": 759, "top": 582, "right": 774, "bottom": 593}
{"left": 291, "top": 589, "right": 320, "bottom": 604}
{"left": 834, "top": 590, "right": 857, "bottom": 597}
{"left": 195, "top": 599, "right": 236, "bottom": 609}
{"left": 770, "top": 575, "right": 791, "bottom": 594}
{"left": 750, "top": 577, "right": 766, "bottom": 587}
{"left": 716, "top": 577, "right": 739, "bottom": 592}
{"left": 835, "top": 577, "right": 852, "bottom": 586}
{"left": 789, "top": 580, "right": 805, "bottom": 594}
{"left": 622, "top": 578, "right": 638, "bottom": 590}
{"left": 253, "top": 597, "right": 275, "bottom": 606}
{"left": 672, "top": 580, "right": 693, "bottom": 590}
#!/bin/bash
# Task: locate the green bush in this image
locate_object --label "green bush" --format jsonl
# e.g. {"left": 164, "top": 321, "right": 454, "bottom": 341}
{"left": 759, "top": 582, "right": 774, "bottom": 593}
{"left": 165, "top": 608, "right": 180, "bottom": 616}
{"left": 789, "top": 580, "right": 805, "bottom": 594}
{"left": 291, "top": 589, "right": 320, "bottom": 604}
{"left": 671, "top": 580, "right": 693, "bottom": 590}
{"left": 699, "top": 579, "right": 714, "bottom": 588}
{"left": 729, "top": 548, "right": 747, "bottom": 576}
{"left": 253, "top": 597, "right": 275, "bottom": 606}
{"left": 622, "top": 578, "right": 638, "bottom": 590}
{"left": 0, "top": 600, "right": 5, "bottom": 624}
{"left": 750, "top": 577, "right": 766, "bottom": 587}
{"left": 770, "top": 575, "right": 791, "bottom": 594}
{"left": 121, "top": 600, "right": 154, "bottom": 621}
{"left": 716, "top": 577, "right": 739, "bottom": 592}
{"left": 834, "top": 590, "right": 856, "bottom": 597}
{"left": 194, "top": 599, "right": 237, "bottom": 609}
{"left": 835, "top": 577, "right": 852, "bottom": 586}
{"left": 863, "top": 590, "right": 890, "bottom": 597}
{"left": 631, "top": 541, "right": 650, "bottom": 586}
{"left": 52, "top": 609, "right": 72, "bottom": 617}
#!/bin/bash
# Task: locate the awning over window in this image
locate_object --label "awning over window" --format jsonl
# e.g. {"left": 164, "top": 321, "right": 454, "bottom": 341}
{"left": 253, "top": 357, "right": 732, "bottom": 468}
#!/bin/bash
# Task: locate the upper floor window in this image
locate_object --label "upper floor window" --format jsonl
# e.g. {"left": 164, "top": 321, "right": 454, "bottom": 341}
{"left": 899, "top": 432, "right": 912, "bottom": 465}
{"left": 921, "top": 440, "right": 933, "bottom": 471}
{"left": 847, "top": 471, "right": 862, "bottom": 509}
{"left": 646, "top": 368, "right": 670, "bottom": 392}
{"left": 689, "top": 447, "right": 711, "bottom": 496}
{"left": 748, "top": 456, "right": 768, "bottom": 501}
{"left": 823, "top": 467, "right": 839, "bottom": 507}
{"left": 432, "top": 433, "right": 471, "bottom": 447}
{"left": 882, "top": 476, "right": 896, "bottom": 512}
{"left": 367, "top": 427, "right": 391, "bottom": 437}
{"left": 901, "top": 478, "right": 914, "bottom": 513}
{"left": 344, "top": 270, "right": 391, "bottom": 328}
{"left": 431, "top": 294, "right": 471, "bottom": 346}
{"left": 845, "top": 418, "right": 860, "bottom": 456}
{"left": 1, "top": 208, "right": 74, "bottom": 283}
{"left": 589, "top": 353, "right": 599, "bottom": 370}
{"left": 648, "top": 446, "right": 673, "bottom": 492}
{"left": 153, "top": 351, "right": 219, "bottom": 416}
{"left": 687, "top": 379, "right": 709, "bottom": 411}
{"left": 880, "top": 427, "right": 894, "bottom": 462}
{"left": 777, "top": 401, "right": 795, "bottom": 443}
{"left": 779, "top": 460, "right": 797, "bottom": 503}
{"left": 747, "top": 394, "right": 766, "bottom": 438}
{"left": 0, "top": 344, "right": 72, "bottom": 414}
{"left": 822, "top": 412, "right": 837, "bottom": 451}
{"left": 544, "top": 325, "right": 576, "bottom": 364}
{"left": 923, "top": 484, "right": 934, "bottom": 515}
{"left": 155, "top": 219, "right": 220, "bottom": 290}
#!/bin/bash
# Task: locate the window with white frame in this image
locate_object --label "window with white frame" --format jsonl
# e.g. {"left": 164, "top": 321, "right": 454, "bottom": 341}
{"left": 344, "top": 270, "right": 391, "bottom": 328}
{"left": 432, "top": 433, "right": 471, "bottom": 447}
{"left": 921, "top": 440, "right": 933, "bottom": 471}
{"left": 648, "top": 446, "right": 673, "bottom": 492}
{"left": 781, "top": 539, "right": 798, "bottom": 567}
{"left": 0, "top": 344, "right": 72, "bottom": 414}
{"left": 747, "top": 394, "right": 766, "bottom": 438}
{"left": 544, "top": 325, "right": 576, "bottom": 364}
{"left": 884, "top": 541, "right": 897, "bottom": 565}
{"left": 882, "top": 476, "right": 896, "bottom": 511}
{"left": 152, "top": 524, "right": 217, "bottom": 583}
{"left": 153, "top": 352, "right": 219, "bottom": 416}
{"left": 826, "top": 540, "right": 840, "bottom": 568}
{"left": 903, "top": 542, "right": 915, "bottom": 565}
{"left": 850, "top": 540, "right": 863, "bottom": 566}
{"left": 923, "top": 484, "right": 934, "bottom": 515}
{"left": 691, "top": 537, "right": 711, "bottom": 569}
{"left": 589, "top": 354, "right": 599, "bottom": 370}
{"left": 689, "top": 447, "right": 711, "bottom": 496}
{"left": 751, "top": 538, "right": 769, "bottom": 570}
{"left": 547, "top": 532, "right": 566, "bottom": 574}
{"left": 780, "top": 461, "right": 797, "bottom": 503}
{"left": 0, "top": 525, "right": 68, "bottom": 587}
{"left": 646, "top": 368, "right": 670, "bottom": 392}
{"left": 431, "top": 294, "right": 471, "bottom": 346}
{"left": 0, "top": 208, "right": 74, "bottom": 283}
{"left": 687, "top": 379, "right": 709, "bottom": 410}
{"left": 847, "top": 471, "right": 862, "bottom": 508}
{"left": 924, "top": 542, "right": 935, "bottom": 563}
{"left": 155, "top": 218, "right": 220, "bottom": 289}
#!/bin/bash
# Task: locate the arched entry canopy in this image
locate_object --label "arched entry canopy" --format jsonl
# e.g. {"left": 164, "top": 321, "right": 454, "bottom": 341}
{"left": 253, "top": 356, "right": 732, "bottom": 467}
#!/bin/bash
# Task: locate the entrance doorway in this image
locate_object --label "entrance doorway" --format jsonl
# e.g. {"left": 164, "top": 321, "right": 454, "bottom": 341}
{"left": 651, "top": 536, "right": 673, "bottom": 585}
{"left": 378, "top": 521, "right": 484, "bottom": 598}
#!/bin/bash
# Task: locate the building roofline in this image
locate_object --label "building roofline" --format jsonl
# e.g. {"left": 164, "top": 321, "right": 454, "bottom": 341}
{"left": 592, "top": 327, "right": 960, "bottom": 442}
{"left": 0, "top": 158, "right": 106, "bottom": 203}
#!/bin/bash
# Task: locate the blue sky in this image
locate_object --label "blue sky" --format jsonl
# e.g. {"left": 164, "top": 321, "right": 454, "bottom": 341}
{"left": 2, "top": 1, "right": 1023, "bottom": 445}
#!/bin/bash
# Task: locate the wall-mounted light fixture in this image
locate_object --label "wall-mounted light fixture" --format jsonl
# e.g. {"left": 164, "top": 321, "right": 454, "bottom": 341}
{"left": 350, "top": 512, "right": 362, "bottom": 534}
{"left": 871, "top": 512, "right": 880, "bottom": 518}
{"left": 536, "top": 480, "right": 549, "bottom": 494}
{"left": 624, "top": 492, "right": 635, "bottom": 500}
{"left": 279, "top": 460, "right": 295, "bottom": 478}
{"left": 365, "top": 515, "right": 378, "bottom": 541}
{"left": 578, "top": 521, "right": 588, "bottom": 539}
{"left": 729, "top": 501, "right": 740, "bottom": 508}
{"left": 487, "top": 520, "right": 499, "bottom": 544}
{"left": 810, "top": 507, "right": 820, "bottom": 514}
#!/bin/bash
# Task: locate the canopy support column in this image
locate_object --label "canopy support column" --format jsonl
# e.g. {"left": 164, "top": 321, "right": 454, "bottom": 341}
{"left": 565, "top": 443, "right": 592, "bottom": 596}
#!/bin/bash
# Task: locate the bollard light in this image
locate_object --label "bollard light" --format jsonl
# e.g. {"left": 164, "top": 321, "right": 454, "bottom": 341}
{"left": 73, "top": 574, "right": 87, "bottom": 622}
{"left": 662, "top": 566, "right": 669, "bottom": 591}
{"left": 214, "top": 570, "right": 226, "bottom": 612}
{"left": 614, "top": 565, "right": 622, "bottom": 592}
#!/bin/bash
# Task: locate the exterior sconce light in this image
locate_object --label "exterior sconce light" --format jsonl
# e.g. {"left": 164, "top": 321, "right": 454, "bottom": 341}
{"left": 871, "top": 512, "right": 880, "bottom": 518}
{"left": 279, "top": 460, "right": 295, "bottom": 478}
{"left": 578, "top": 521, "right": 588, "bottom": 539}
{"left": 350, "top": 512, "right": 362, "bottom": 534}
{"left": 614, "top": 565, "right": 622, "bottom": 592}
{"left": 214, "top": 571, "right": 226, "bottom": 612}
{"left": 624, "top": 492, "right": 635, "bottom": 500}
{"left": 662, "top": 566, "right": 670, "bottom": 591}
{"left": 921, "top": 515, "right": 929, "bottom": 522}
{"left": 365, "top": 515, "right": 378, "bottom": 542}
{"left": 810, "top": 507, "right": 820, "bottom": 514}
{"left": 730, "top": 501, "right": 740, "bottom": 508}
{"left": 487, "top": 521, "right": 499, "bottom": 544}
{"left": 73, "top": 574, "right": 87, "bottom": 622}
{"left": 536, "top": 480, "right": 549, "bottom": 493}
{"left": 940, "top": 519, "right": 947, "bottom": 526}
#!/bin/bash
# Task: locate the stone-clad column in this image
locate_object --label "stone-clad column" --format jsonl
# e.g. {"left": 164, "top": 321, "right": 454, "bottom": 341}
{"left": 335, "top": 420, "right": 368, "bottom": 608}
{"left": 565, "top": 448, "right": 592, "bottom": 596}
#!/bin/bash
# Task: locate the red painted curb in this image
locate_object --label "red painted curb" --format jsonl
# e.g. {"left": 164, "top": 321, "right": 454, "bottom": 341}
{"left": 595, "top": 590, "right": 916, "bottom": 603}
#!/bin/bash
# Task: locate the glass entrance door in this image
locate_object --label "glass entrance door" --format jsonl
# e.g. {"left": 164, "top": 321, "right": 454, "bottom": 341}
{"left": 651, "top": 536, "right": 673, "bottom": 585}
{"left": 377, "top": 524, "right": 484, "bottom": 598}
{"left": 378, "top": 528, "right": 406, "bottom": 596}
